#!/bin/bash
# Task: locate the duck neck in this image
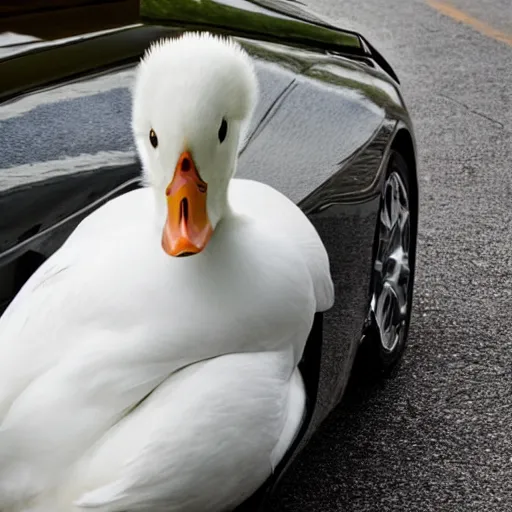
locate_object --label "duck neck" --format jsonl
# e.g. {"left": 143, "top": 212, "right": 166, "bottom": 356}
{"left": 216, "top": 186, "right": 235, "bottom": 221}
{"left": 207, "top": 170, "right": 236, "bottom": 227}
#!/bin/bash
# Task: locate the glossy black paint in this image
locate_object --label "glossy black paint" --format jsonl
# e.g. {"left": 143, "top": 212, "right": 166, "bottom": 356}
{"left": 0, "top": 0, "right": 418, "bottom": 509}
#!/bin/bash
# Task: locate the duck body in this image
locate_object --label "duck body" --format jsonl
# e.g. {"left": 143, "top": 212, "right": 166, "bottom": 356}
{"left": 11, "top": 353, "right": 306, "bottom": 512}
{"left": 0, "top": 178, "right": 333, "bottom": 511}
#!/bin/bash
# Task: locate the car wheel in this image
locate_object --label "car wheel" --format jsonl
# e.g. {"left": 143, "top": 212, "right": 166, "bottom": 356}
{"left": 358, "top": 150, "right": 415, "bottom": 377}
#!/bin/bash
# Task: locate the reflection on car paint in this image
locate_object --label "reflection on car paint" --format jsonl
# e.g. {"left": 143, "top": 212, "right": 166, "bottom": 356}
{"left": 300, "top": 119, "right": 397, "bottom": 213}
{"left": 0, "top": 67, "right": 136, "bottom": 122}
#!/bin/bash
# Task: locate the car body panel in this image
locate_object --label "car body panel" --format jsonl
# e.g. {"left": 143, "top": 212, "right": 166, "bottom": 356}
{"left": 0, "top": 0, "right": 417, "bottom": 509}
{"left": 139, "top": 0, "right": 361, "bottom": 48}
{"left": 0, "top": 0, "right": 401, "bottom": 103}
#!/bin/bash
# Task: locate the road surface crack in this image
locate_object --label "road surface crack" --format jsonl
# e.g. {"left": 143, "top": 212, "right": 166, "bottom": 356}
{"left": 438, "top": 93, "right": 505, "bottom": 129}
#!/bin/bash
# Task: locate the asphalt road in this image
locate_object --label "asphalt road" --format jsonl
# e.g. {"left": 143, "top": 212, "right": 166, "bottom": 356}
{"left": 269, "top": 0, "right": 512, "bottom": 511}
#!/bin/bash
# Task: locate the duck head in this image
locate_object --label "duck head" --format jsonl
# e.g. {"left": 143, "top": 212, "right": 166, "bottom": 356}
{"left": 132, "top": 32, "right": 258, "bottom": 257}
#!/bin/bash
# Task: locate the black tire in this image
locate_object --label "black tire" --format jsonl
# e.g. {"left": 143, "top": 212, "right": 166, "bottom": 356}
{"left": 356, "top": 149, "right": 416, "bottom": 378}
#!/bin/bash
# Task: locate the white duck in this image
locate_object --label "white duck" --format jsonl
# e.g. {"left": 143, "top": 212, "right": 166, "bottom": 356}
{"left": 0, "top": 33, "right": 334, "bottom": 511}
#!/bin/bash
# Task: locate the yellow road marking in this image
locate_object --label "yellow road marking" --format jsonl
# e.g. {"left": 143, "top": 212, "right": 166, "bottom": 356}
{"left": 427, "top": 0, "right": 512, "bottom": 46}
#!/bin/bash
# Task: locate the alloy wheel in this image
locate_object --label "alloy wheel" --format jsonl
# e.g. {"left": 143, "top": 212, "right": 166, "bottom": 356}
{"left": 371, "top": 170, "right": 411, "bottom": 354}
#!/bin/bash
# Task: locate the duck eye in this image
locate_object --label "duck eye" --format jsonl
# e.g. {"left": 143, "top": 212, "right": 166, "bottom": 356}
{"left": 218, "top": 118, "right": 228, "bottom": 143}
{"left": 149, "top": 129, "right": 158, "bottom": 148}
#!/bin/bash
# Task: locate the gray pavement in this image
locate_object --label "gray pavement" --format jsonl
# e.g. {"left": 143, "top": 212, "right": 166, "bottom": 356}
{"left": 269, "top": 0, "right": 512, "bottom": 511}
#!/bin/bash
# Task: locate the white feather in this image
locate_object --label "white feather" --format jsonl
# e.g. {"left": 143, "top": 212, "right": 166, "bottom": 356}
{"left": 0, "top": 32, "right": 334, "bottom": 511}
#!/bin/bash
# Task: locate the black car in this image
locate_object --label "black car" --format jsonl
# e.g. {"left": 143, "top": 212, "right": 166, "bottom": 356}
{"left": 0, "top": 0, "right": 418, "bottom": 509}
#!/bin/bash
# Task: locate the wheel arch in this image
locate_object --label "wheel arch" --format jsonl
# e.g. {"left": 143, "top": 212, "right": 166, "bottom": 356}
{"left": 391, "top": 128, "right": 418, "bottom": 226}
{"left": 353, "top": 125, "right": 419, "bottom": 378}
{"left": 390, "top": 127, "right": 419, "bottom": 274}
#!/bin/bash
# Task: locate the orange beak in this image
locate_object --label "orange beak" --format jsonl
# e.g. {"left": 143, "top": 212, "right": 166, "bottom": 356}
{"left": 162, "top": 151, "right": 213, "bottom": 257}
